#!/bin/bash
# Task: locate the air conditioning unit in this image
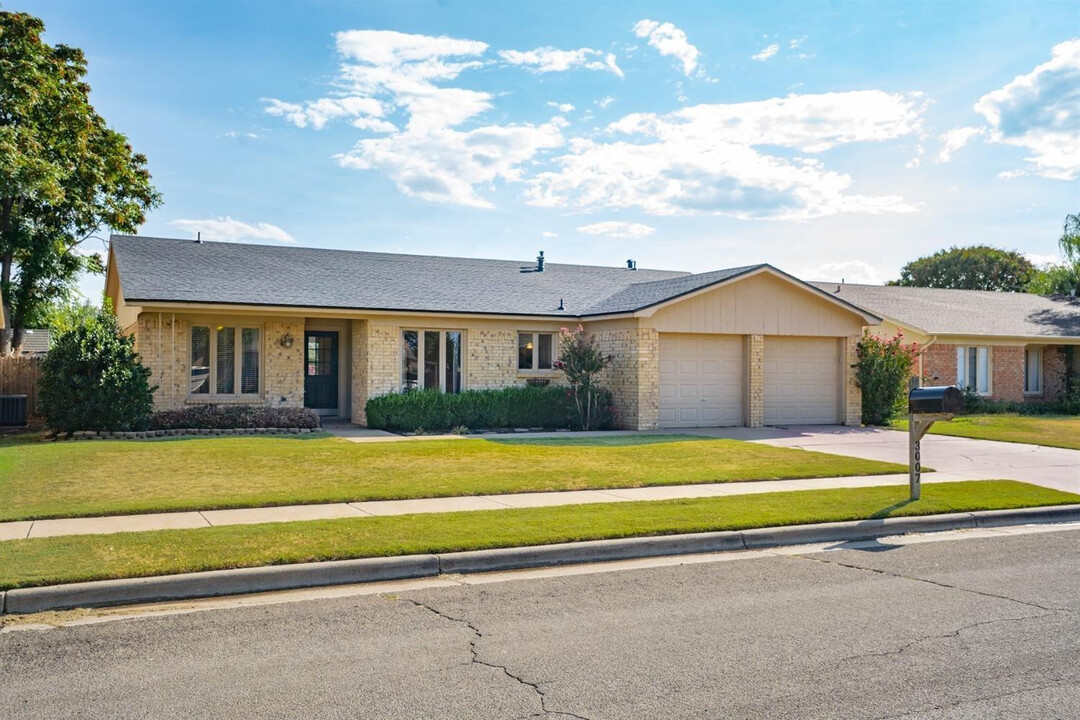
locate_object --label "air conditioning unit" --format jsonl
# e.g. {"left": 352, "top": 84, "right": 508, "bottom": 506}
{"left": 0, "top": 395, "right": 28, "bottom": 426}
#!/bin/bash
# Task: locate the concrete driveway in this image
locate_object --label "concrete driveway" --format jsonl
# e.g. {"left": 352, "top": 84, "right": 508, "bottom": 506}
{"left": 696, "top": 425, "right": 1080, "bottom": 494}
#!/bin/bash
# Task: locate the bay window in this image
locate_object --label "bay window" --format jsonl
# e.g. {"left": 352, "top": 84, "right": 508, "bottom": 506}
{"left": 956, "top": 346, "right": 989, "bottom": 395}
{"left": 402, "top": 329, "right": 463, "bottom": 393}
{"left": 518, "top": 332, "right": 554, "bottom": 371}
{"left": 1024, "top": 347, "right": 1042, "bottom": 394}
{"left": 190, "top": 324, "right": 261, "bottom": 397}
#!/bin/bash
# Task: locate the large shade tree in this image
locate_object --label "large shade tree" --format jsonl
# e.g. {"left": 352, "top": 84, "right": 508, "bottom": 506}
{"left": 0, "top": 11, "right": 159, "bottom": 353}
{"left": 889, "top": 245, "right": 1036, "bottom": 292}
{"left": 1027, "top": 213, "right": 1080, "bottom": 296}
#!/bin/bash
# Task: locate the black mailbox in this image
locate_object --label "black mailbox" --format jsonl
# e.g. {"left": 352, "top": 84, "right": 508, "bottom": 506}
{"left": 908, "top": 385, "right": 964, "bottom": 415}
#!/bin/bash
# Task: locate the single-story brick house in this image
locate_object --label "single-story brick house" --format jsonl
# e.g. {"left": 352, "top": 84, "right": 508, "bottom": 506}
{"left": 813, "top": 282, "right": 1080, "bottom": 403}
{"left": 105, "top": 235, "right": 1079, "bottom": 429}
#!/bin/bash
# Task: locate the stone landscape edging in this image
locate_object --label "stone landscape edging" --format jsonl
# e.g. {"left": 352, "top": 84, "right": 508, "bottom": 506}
{"left": 4, "top": 504, "right": 1079, "bottom": 614}
{"left": 48, "top": 427, "right": 321, "bottom": 441}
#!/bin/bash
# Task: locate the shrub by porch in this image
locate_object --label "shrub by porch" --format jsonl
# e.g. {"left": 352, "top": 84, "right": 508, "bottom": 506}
{"left": 364, "top": 385, "right": 615, "bottom": 433}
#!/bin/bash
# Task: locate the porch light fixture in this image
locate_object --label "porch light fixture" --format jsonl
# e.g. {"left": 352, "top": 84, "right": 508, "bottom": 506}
{"left": 279, "top": 332, "right": 294, "bottom": 348}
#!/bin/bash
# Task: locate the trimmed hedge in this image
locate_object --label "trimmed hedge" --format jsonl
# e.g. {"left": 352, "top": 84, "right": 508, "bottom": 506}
{"left": 959, "top": 389, "right": 1080, "bottom": 417}
{"left": 365, "top": 386, "right": 615, "bottom": 433}
{"left": 150, "top": 405, "right": 321, "bottom": 431}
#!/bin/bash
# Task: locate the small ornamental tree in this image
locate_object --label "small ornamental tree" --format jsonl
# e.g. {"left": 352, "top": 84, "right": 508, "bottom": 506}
{"left": 38, "top": 309, "right": 156, "bottom": 432}
{"left": 854, "top": 331, "right": 920, "bottom": 426}
{"left": 554, "top": 324, "right": 612, "bottom": 430}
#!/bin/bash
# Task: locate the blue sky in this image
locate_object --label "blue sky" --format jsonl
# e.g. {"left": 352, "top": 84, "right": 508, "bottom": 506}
{"left": 17, "top": 0, "right": 1079, "bottom": 298}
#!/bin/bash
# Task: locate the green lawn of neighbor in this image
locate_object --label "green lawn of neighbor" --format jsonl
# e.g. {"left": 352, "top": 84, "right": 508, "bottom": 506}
{"left": 892, "top": 414, "right": 1080, "bottom": 451}
{"left": 0, "top": 434, "right": 908, "bottom": 522}
{"left": 0, "top": 480, "right": 1074, "bottom": 591}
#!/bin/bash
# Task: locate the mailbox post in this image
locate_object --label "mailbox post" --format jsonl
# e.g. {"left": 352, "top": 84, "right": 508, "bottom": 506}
{"left": 906, "top": 386, "right": 964, "bottom": 500}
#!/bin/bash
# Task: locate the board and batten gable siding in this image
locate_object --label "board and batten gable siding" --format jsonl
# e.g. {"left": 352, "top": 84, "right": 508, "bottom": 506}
{"left": 644, "top": 272, "right": 866, "bottom": 337}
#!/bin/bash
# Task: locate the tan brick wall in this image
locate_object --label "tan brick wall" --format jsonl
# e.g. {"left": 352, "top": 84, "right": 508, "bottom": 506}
{"left": 843, "top": 335, "right": 861, "bottom": 425}
{"left": 350, "top": 321, "right": 400, "bottom": 425}
{"left": 135, "top": 312, "right": 188, "bottom": 409}
{"left": 134, "top": 312, "right": 303, "bottom": 411}
{"left": 465, "top": 329, "right": 519, "bottom": 389}
{"left": 747, "top": 334, "right": 764, "bottom": 427}
{"left": 263, "top": 320, "right": 305, "bottom": 406}
{"left": 595, "top": 327, "right": 659, "bottom": 430}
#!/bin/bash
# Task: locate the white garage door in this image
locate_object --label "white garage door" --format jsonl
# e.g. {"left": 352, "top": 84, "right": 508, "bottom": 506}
{"left": 763, "top": 337, "right": 840, "bottom": 425}
{"left": 659, "top": 334, "right": 744, "bottom": 428}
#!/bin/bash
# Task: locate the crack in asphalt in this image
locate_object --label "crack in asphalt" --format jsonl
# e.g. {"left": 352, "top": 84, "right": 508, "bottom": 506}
{"left": 794, "top": 553, "right": 1073, "bottom": 613}
{"left": 870, "top": 675, "right": 1080, "bottom": 719}
{"left": 833, "top": 614, "right": 1046, "bottom": 666}
{"left": 391, "top": 596, "right": 591, "bottom": 720}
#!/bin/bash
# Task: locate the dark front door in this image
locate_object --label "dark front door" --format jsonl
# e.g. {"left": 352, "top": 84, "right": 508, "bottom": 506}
{"left": 304, "top": 331, "right": 339, "bottom": 410}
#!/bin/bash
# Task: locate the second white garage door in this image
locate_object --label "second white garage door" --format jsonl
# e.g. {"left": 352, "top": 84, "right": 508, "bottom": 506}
{"left": 763, "top": 337, "right": 840, "bottom": 425}
{"left": 659, "top": 334, "right": 744, "bottom": 428}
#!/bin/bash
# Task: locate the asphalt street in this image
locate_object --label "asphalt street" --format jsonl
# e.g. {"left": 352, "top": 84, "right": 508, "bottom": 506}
{"left": 2, "top": 527, "right": 1078, "bottom": 719}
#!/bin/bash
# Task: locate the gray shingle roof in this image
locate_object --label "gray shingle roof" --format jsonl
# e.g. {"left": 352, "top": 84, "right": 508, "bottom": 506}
{"left": 111, "top": 235, "right": 691, "bottom": 317}
{"left": 580, "top": 266, "right": 762, "bottom": 316}
{"left": 810, "top": 282, "right": 1080, "bottom": 338}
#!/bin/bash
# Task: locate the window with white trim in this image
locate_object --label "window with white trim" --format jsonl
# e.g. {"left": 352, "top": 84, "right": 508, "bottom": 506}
{"left": 402, "top": 329, "right": 463, "bottom": 393}
{"left": 956, "top": 346, "right": 989, "bottom": 394}
{"left": 518, "top": 332, "right": 554, "bottom": 371}
{"left": 190, "top": 325, "right": 261, "bottom": 396}
{"left": 1024, "top": 347, "right": 1042, "bottom": 394}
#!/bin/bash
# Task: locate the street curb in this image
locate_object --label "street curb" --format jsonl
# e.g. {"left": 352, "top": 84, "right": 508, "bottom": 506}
{"left": 439, "top": 531, "right": 746, "bottom": 574}
{"left": 3, "top": 505, "right": 1078, "bottom": 614}
{"left": 3, "top": 555, "right": 439, "bottom": 615}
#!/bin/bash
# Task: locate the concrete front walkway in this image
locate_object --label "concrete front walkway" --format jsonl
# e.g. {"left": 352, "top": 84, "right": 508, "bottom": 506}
{"left": 0, "top": 471, "right": 978, "bottom": 543}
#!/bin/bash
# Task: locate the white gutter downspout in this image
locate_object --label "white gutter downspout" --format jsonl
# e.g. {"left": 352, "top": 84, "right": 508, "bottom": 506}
{"left": 171, "top": 312, "right": 176, "bottom": 407}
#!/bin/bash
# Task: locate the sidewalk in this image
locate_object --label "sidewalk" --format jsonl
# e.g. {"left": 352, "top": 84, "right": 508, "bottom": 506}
{"left": 0, "top": 471, "right": 975, "bottom": 543}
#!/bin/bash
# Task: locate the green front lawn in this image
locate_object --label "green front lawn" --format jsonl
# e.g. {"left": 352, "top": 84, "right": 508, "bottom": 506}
{"left": 891, "top": 414, "right": 1080, "bottom": 451}
{"left": 0, "top": 480, "right": 1074, "bottom": 591}
{"left": 0, "top": 434, "right": 907, "bottom": 522}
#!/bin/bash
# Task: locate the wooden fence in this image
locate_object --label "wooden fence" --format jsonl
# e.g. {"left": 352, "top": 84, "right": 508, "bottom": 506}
{"left": 0, "top": 355, "right": 44, "bottom": 424}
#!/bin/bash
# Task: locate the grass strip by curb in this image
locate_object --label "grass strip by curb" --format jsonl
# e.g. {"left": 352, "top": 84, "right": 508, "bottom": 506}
{"left": 1, "top": 480, "right": 1075, "bottom": 591}
{"left": 0, "top": 435, "right": 908, "bottom": 522}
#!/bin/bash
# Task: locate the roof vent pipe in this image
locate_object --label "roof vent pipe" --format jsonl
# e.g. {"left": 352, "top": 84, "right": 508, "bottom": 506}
{"left": 537, "top": 250, "right": 545, "bottom": 272}
{"left": 558, "top": 298, "right": 564, "bottom": 311}
{"left": 626, "top": 259, "right": 636, "bottom": 270}
{"left": 195, "top": 232, "right": 202, "bottom": 244}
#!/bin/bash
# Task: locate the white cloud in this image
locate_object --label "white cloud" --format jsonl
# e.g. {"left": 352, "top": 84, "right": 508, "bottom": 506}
{"left": 789, "top": 36, "right": 807, "bottom": 50}
{"left": 264, "top": 29, "right": 569, "bottom": 207}
{"left": 936, "top": 126, "right": 982, "bottom": 162}
{"left": 752, "top": 44, "right": 780, "bottom": 62}
{"left": 338, "top": 121, "right": 565, "bottom": 208}
{"left": 541, "top": 230, "right": 559, "bottom": 238}
{"left": 527, "top": 91, "right": 925, "bottom": 220}
{"left": 577, "top": 221, "right": 657, "bottom": 238}
{"left": 805, "top": 261, "right": 887, "bottom": 285}
{"left": 547, "top": 102, "right": 575, "bottom": 113}
{"left": 973, "top": 38, "right": 1080, "bottom": 180}
{"left": 597, "top": 96, "right": 616, "bottom": 109}
{"left": 998, "top": 169, "right": 1027, "bottom": 180}
{"left": 335, "top": 29, "right": 488, "bottom": 65}
{"left": 1026, "top": 252, "right": 1061, "bottom": 266}
{"left": 263, "top": 96, "right": 384, "bottom": 130}
{"left": 170, "top": 217, "right": 296, "bottom": 244}
{"left": 499, "top": 47, "right": 624, "bottom": 77}
{"left": 224, "top": 130, "right": 261, "bottom": 140}
{"left": 633, "top": 19, "right": 701, "bottom": 77}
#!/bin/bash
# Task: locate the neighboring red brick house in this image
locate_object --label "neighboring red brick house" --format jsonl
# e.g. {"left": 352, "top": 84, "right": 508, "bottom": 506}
{"left": 812, "top": 283, "right": 1080, "bottom": 404}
